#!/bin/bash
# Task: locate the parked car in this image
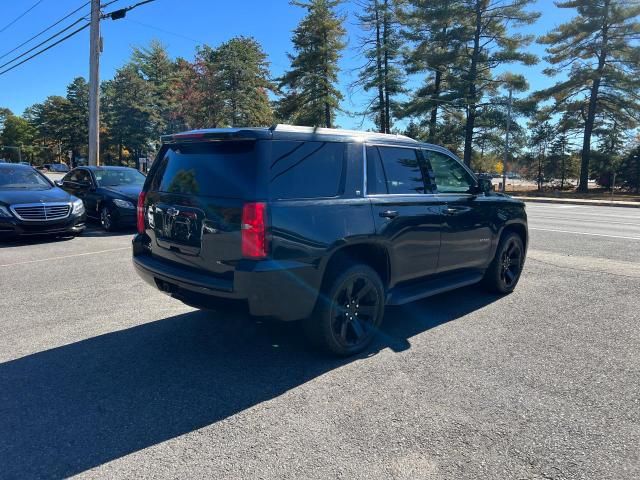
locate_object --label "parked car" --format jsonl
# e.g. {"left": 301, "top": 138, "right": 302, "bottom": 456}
{"left": 57, "top": 166, "right": 145, "bottom": 231}
{"left": 0, "top": 164, "right": 86, "bottom": 239}
{"left": 132, "top": 125, "right": 528, "bottom": 356}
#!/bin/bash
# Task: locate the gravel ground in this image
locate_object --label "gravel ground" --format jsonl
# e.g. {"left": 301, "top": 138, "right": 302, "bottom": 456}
{"left": 0, "top": 204, "right": 638, "bottom": 479}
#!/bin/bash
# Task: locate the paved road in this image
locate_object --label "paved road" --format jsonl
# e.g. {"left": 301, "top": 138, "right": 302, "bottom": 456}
{"left": 0, "top": 204, "right": 638, "bottom": 479}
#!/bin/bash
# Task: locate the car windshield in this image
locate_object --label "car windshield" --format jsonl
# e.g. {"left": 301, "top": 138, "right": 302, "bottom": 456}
{"left": 0, "top": 168, "right": 51, "bottom": 190}
{"left": 94, "top": 169, "right": 145, "bottom": 187}
{"left": 50, "top": 164, "right": 69, "bottom": 172}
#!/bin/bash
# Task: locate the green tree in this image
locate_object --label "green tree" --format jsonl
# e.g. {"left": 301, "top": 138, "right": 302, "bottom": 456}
{"left": 131, "top": 40, "right": 175, "bottom": 137}
{"left": 102, "top": 66, "right": 154, "bottom": 165}
{"left": 0, "top": 107, "right": 13, "bottom": 132}
{"left": 0, "top": 115, "right": 35, "bottom": 162}
{"left": 353, "top": 0, "right": 404, "bottom": 133}
{"left": 205, "top": 36, "right": 275, "bottom": 127}
{"left": 397, "top": 0, "right": 466, "bottom": 143}
{"left": 458, "top": 0, "right": 539, "bottom": 166}
{"left": 536, "top": 0, "right": 640, "bottom": 192}
{"left": 64, "top": 77, "right": 89, "bottom": 161}
{"left": 24, "top": 96, "right": 70, "bottom": 162}
{"left": 277, "top": 0, "right": 346, "bottom": 127}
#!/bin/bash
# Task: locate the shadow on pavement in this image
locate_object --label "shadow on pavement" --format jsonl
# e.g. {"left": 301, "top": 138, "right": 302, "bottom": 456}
{"left": 79, "top": 225, "right": 136, "bottom": 238}
{"left": 0, "top": 234, "right": 76, "bottom": 248}
{"left": 0, "top": 286, "right": 499, "bottom": 478}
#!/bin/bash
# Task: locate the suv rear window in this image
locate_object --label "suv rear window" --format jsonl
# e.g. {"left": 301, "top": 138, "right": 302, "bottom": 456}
{"left": 150, "top": 142, "right": 257, "bottom": 198}
{"left": 269, "top": 141, "right": 345, "bottom": 200}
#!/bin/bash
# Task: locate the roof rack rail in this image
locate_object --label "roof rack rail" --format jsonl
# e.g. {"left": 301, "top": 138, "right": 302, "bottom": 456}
{"left": 269, "top": 124, "right": 417, "bottom": 142}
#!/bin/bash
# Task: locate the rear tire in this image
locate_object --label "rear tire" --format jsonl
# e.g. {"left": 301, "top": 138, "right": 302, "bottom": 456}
{"left": 303, "top": 264, "right": 385, "bottom": 356}
{"left": 482, "top": 232, "right": 524, "bottom": 294}
{"left": 100, "top": 205, "right": 117, "bottom": 232}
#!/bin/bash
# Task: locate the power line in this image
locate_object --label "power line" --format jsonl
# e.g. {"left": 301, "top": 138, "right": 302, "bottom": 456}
{"left": 127, "top": 19, "right": 205, "bottom": 44}
{"left": 0, "top": 0, "right": 45, "bottom": 34}
{"left": 0, "top": 18, "right": 87, "bottom": 71}
{"left": 0, "top": 1, "right": 89, "bottom": 61}
{"left": 0, "top": 23, "right": 90, "bottom": 77}
{"left": 102, "top": 0, "right": 158, "bottom": 19}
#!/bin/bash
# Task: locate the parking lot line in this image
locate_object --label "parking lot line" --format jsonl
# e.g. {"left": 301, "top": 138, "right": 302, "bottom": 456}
{"left": 0, "top": 247, "right": 130, "bottom": 268}
{"left": 529, "top": 227, "right": 640, "bottom": 241}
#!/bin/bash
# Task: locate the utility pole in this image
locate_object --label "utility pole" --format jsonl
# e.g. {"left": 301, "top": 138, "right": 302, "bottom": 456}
{"left": 88, "top": 0, "right": 101, "bottom": 166}
{"left": 501, "top": 87, "right": 513, "bottom": 193}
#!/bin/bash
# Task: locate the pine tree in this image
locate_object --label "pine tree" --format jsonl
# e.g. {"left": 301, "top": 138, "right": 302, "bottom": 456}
{"left": 64, "top": 77, "right": 89, "bottom": 161}
{"left": 206, "top": 37, "right": 275, "bottom": 127}
{"left": 131, "top": 40, "right": 175, "bottom": 137}
{"left": 458, "top": 0, "right": 539, "bottom": 166}
{"left": 397, "top": 0, "right": 466, "bottom": 143}
{"left": 536, "top": 0, "right": 640, "bottom": 192}
{"left": 353, "top": 0, "right": 404, "bottom": 133}
{"left": 102, "top": 66, "right": 154, "bottom": 164}
{"left": 277, "top": 0, "right": 346, "bottom": 128}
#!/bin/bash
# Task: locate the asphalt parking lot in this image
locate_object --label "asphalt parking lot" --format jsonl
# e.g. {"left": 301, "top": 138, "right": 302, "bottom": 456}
{"left": 1, "top": 204, "right": 639, "bottom": 479}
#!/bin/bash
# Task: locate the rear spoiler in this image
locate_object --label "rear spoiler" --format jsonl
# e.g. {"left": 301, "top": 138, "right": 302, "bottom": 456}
{"left": 160, "top": 129, "right": 267, "bottom": 144}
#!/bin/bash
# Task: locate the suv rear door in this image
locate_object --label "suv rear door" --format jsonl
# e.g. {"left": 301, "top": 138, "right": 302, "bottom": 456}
{"left": 366, "top": 145, "right": 445, "bottom": 286}
{"left": 144, "top": 140, "right": 263, "bottom": 277}
{"left": 424, "top": 149, "right": 493, "bottom": 272}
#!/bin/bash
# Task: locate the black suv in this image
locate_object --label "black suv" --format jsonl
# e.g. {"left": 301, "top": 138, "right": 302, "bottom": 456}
{"left": 133, "top": 125, "right": 527, "bottom": 355}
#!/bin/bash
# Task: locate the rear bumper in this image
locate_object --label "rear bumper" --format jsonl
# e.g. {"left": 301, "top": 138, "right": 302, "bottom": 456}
{"left": 132, "top": 236, "right": 321, "bottom": 321}
{"left": 0, "top": 214, "right": 86, "bottom": 238}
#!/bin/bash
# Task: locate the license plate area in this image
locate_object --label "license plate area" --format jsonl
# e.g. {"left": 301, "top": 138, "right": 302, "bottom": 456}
{"left": 153, "top": 203, "right": 203, "bottom": 255}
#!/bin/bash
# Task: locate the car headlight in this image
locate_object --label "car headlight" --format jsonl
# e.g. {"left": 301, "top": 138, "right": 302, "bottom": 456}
{"left": 113, "top": 198, "right": 135, "bottom": 209}
{"left": 71, "top": 199, "right": 85, "bottom": 215}
{"left": 0, "top": 205, "right": 13, "bottom": 218}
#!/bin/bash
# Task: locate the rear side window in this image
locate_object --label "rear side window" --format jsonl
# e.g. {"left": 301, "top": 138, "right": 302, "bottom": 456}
{"left": 372, "top": 146, "right": 425, "bottom": 194}
{"left": 269, "top": 141, "right": 345, "bottom": 200}
{"left": 150, "top": 141, "right": 257, "bottom": 198}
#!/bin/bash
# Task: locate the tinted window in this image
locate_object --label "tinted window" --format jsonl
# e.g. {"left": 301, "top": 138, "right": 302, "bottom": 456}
{"left": 426, "top": 151, "right": 475, "bottom": 193}
{"left": 150, "top": 142, "right": 257, "bottom": 198}
{"left": 376, "top": 146, "right": 425, "bottom": 194}
{"left": 366, "top": 146, "right": 387, "bottom": 194}
{"left": 269, "top": 141, "right": 345, "bottom": 199}
{"left": 94, "top": 168, "right": 145, "bottom": 187}
{"left": 0, "top": 167, "right": 51, "bottom": 189}
{"left": 75, "top": 170, "right": 91, "bottom": 184}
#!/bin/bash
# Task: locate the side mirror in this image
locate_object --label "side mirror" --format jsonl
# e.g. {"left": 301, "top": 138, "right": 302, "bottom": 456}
{"left": 54, "top": 180, "right": 63, "bottom": 187}
{"left": 477, "top": 178, "right": 493, "bottom": 194}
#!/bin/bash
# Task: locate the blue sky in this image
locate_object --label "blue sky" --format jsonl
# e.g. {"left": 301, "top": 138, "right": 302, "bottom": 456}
{"left": 0, "top": 0, "right": 574, "bottom": 129}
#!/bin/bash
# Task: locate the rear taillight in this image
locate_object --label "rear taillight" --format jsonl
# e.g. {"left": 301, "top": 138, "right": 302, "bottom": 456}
{"left": 241, "top": 202, "right": 267, "bottom": 259}
{"left": 137, "top": 191, "right": 146, "bottom": 234}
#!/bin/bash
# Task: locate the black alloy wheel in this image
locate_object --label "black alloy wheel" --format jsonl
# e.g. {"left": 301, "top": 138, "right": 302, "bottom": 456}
{"left": 305, "top": 264, "right": 385, "bottom": 356}
{"left": 483, "top": 232, "right": 524, "bottom": 294}
{"left": 499, "top": 236, "right": 523, "bottom": 288}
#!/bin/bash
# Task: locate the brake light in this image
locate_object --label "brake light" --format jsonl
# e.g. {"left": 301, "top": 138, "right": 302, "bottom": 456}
{"left": 137, "top": 191, "right": 146, "bottom": 234}
{"left": 242, "top": 202, "right": 267, "bottom": 259}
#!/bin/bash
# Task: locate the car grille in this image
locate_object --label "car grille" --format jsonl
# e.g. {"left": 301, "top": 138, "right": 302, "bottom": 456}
{"left": 11, "top": 203, "right": 72, "bottom": 221}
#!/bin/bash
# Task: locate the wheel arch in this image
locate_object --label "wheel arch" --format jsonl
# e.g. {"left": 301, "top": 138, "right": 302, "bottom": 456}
{"left": 500, "top": 221, "right": 528, "bottom": 252}
{"left": 319, "top": 242, "right": 391, "bottom": 291}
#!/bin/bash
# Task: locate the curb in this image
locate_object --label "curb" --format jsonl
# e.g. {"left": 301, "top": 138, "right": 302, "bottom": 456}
{"left": 511, "top": 196, "right": 640, "bottom": 208}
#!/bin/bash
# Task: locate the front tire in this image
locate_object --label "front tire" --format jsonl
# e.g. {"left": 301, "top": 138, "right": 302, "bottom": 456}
{"left": 304, "top": 264, "right": 385, "bottom": 356}
{"left": 482, "top": 232, "right": 524, "bottom": 294}
{"left": 100, "top": 205, "right": 117, "bottom": 232}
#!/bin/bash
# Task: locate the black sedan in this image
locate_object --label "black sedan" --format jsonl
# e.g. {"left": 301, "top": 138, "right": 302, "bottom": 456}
{"left": 0, "top": 164, "right": 86, "bottom": 239}
{"left": 57, "top": 166, "right": 145, "bottom": 231}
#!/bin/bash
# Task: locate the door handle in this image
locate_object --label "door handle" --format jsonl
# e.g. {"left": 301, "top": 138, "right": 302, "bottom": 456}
{"left": 444, "top": 207, "right": 466, "bottom": 216}
{"left": 379, "top": 210, "right": 399, "bottom": 219}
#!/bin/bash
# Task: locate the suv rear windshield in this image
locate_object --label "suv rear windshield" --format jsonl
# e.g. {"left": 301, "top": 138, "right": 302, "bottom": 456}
{"left": 150, "top": 141, "right": 257, "bottom": 198}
